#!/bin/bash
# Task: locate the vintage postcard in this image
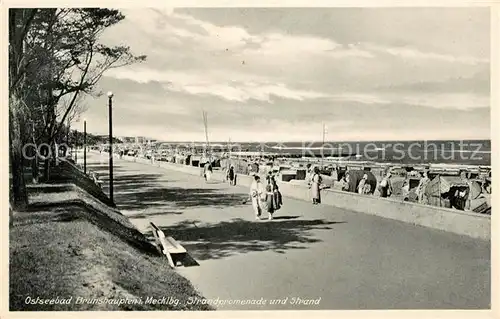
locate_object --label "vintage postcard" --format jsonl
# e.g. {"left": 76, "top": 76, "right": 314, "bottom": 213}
{"left": 2, "top": 1, "right": 497, "bottom": 318}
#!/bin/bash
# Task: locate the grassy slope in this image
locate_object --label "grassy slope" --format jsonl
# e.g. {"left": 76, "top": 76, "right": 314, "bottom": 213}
{"left": 10, "top": 183, "right": 214, "bottom": 311}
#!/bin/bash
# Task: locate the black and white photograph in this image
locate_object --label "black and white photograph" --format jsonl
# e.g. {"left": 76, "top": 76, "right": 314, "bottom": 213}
{"left": 4, "top": 2, "right": 496, "bottom": 315}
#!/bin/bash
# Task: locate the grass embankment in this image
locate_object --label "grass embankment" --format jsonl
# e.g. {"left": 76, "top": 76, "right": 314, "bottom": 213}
{"left": 10, "top": 164, "right": 213, "bottom": 311}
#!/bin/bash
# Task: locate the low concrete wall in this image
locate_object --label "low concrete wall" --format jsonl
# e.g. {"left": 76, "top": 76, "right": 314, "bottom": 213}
{"left": 120, "top": 155, "right": 490, "bottom": 240}
{"left": 278, "top": 181, "right": 490, "bottom": 240}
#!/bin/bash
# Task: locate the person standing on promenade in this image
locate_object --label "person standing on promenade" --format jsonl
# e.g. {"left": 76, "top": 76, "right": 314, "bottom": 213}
{"left": 309, "top": 166, "right": 323, "bottom": 205}
{"left": 250, "top": 174, "right": 265, "bottom": 220}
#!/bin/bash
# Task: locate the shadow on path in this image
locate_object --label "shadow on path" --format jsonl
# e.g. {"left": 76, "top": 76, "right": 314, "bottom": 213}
{"left": 152, "top": 218, "right": 347, "bottom": 260}
{"left": 89, "top": 165, "right": 249, "bottom": 214}
{"left": 116, "top": 187, "right": 249, "bottom": 212}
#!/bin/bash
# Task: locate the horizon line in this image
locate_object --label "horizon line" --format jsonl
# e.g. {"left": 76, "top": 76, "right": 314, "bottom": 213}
{"left": 84, "top": 136, "right": 491, "bottom": 143}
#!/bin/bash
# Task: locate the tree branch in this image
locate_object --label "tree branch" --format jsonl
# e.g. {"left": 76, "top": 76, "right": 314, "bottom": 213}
{"left": 51, "top": 42, "right": 94, "bottom": 140}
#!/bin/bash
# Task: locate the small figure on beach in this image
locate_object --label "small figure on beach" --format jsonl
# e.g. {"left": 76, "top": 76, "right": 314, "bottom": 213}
{"left": 357, "top": 174, "right": 369, "bottom": 194}
{"left": 250, "top": 175, "right": 265, "bottom": 220}
{"left": 253, "top": 160, "right": 260, "bottom": 174}
{"left": 483, "top": 178, "right": 491, "bottom": 194}
{"left": 309, "top": 166, "right": 323, "bottom": 205}
{"left": 378, "top": 171, "right": 393, "bottom": 198}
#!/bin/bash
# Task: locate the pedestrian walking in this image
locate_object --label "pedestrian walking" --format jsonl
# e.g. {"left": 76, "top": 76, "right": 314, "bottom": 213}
{"left": 228, "top": 165, "right": 236, "bottom": 186}
{"left": 264, "top": 179, "right": 275, "bottom": 220}
{"left": 204, "top": 161, "right": 213, "bottom": 182}
{"left": 309, "top": 166, "right": 323, "bottom": 205}
{"left": 222, "top": 165, "right": 228, "bottom": 182}
{"left": 249, "top": 175, "right": 265, "bottom": 220}
{"left": 264, "top": 175, "right": 283, "bottom": 220}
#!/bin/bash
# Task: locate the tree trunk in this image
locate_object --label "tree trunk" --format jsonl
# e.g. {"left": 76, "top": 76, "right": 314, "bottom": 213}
{"left": 42, "top": 103, "right": 56, "bottom": 182}
{"left": 31, "top": 156, "right": 39, "bottom": 184}
{"left": 31, "top": 123, "right": 39, "bottom": 184}
{"left": 9, "top": 96, "right": 28, "bottom": 210}
{"left": 42, "top": 142, "right": 51, "bottom": 182}
{"left": 43, "top": 160, "right": 50, "bottom": 182}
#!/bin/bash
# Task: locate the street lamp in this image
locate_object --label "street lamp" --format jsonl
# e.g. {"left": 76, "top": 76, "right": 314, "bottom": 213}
{"left": 83, "top": 118, "right": 87, "bottom": 175}
{"left": 66, "top": 118, "right": 70, "bottom": 157}
{"left": 75, "top": 129, "right": 78, "bottom": 164}
{"left": 108, "top": 91, "right": 114, "bottom": 203}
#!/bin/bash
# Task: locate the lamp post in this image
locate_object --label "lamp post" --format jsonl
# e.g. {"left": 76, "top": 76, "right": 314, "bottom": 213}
{"left": 66, "top": 118, "right": 70, "bottom": 157}
{"left": 83, "top": 119, "right": 87, "bottom": 175}
{"left": 75, "top": 129, "right": 78, "bottom": 164}
{"left": 108, "top": 91, "right": 114, "bottom": 203}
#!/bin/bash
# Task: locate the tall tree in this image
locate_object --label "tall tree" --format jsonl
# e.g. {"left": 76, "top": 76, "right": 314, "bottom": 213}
{"left": 9, "top": 9, "right": 39, "bottom": 209}
{"left": 9, "top": 8, "right": 146, "bottom": 206}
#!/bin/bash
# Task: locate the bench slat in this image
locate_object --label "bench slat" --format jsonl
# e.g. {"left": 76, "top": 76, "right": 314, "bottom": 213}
{"left": 165, "top": 236, "right": 187, "bottom": 254}
{"left": 149, "top": 222, "right": 187, "bottom": 268}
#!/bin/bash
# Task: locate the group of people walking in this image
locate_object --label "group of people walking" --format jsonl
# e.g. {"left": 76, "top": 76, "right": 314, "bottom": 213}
{"left": 202, "top": 160, "right": 436, "bottom": 221}
{"left": 204, "top": 161, "right": 238, "bottom": 186}
{"left": 199, "top": 162, "right": 335, "bottom": 222}
{"left": 249, "top": 166, "right": 325, "bottom": 221}
{"left": 250, "top": 172, "right": 283, "bottom": 220}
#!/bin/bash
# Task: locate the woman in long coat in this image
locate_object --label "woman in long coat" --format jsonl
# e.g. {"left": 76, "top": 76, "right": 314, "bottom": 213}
{"left": 204, "top": 161, "right": 213, "bottom": 182}
{"left": 228, "top": 165, "right": 236, "bottom": 186}
{"left": 310, "top": 167, "right": 322, "bottom": 205}
{"left": 264, "top": 175, "right": 283, "bottom": 220}
{"left": 250, "top": 175, "right": 265, "bottom": 220}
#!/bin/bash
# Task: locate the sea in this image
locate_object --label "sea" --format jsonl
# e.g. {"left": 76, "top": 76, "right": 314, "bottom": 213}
{"left": 156, "top": 139, "right": 491, "bottom": 166}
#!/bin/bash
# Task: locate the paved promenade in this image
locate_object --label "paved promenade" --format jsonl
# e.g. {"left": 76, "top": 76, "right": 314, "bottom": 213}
{"left": 85, "top": 152, "right": 490, "bottom": 310}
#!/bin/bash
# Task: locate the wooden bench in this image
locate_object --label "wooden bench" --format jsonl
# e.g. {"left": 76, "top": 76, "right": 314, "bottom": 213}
{"left": 150, "top": 222, "right": 187, "bottom": 267}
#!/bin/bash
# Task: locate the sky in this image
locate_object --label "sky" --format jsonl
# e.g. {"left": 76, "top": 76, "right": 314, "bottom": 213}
{"left": 80, "top": 7, "right": 491, "bottom": 142}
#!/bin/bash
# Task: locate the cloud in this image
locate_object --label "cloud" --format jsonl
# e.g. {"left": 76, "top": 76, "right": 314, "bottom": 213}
{"left": 240, "top": 33, "right": 375, "bottom": 60}
{"left": 329, "top": 94, "right": 390, "bottom": 105}
{"left": 364, "top": 43, "right": 489, "bottom": 65}
{"left": 86, "top": 8, "right": 490, "bottom": 141}
{"left": 105, "top": 67, "right": 328, "bottom": 102}
{"left": 165, "top": 81, "right": 328, "bottom": 103}
{"left": 398, "top": 93, "right": 489, "bottom": 110}
{"left": 105, "top": 66, "right": 488, "bottom": 110}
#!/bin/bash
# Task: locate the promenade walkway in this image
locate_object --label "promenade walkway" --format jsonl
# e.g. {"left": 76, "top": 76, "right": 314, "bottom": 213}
{"left": 85, "top": 152, "right": 490, "bottom": 310}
